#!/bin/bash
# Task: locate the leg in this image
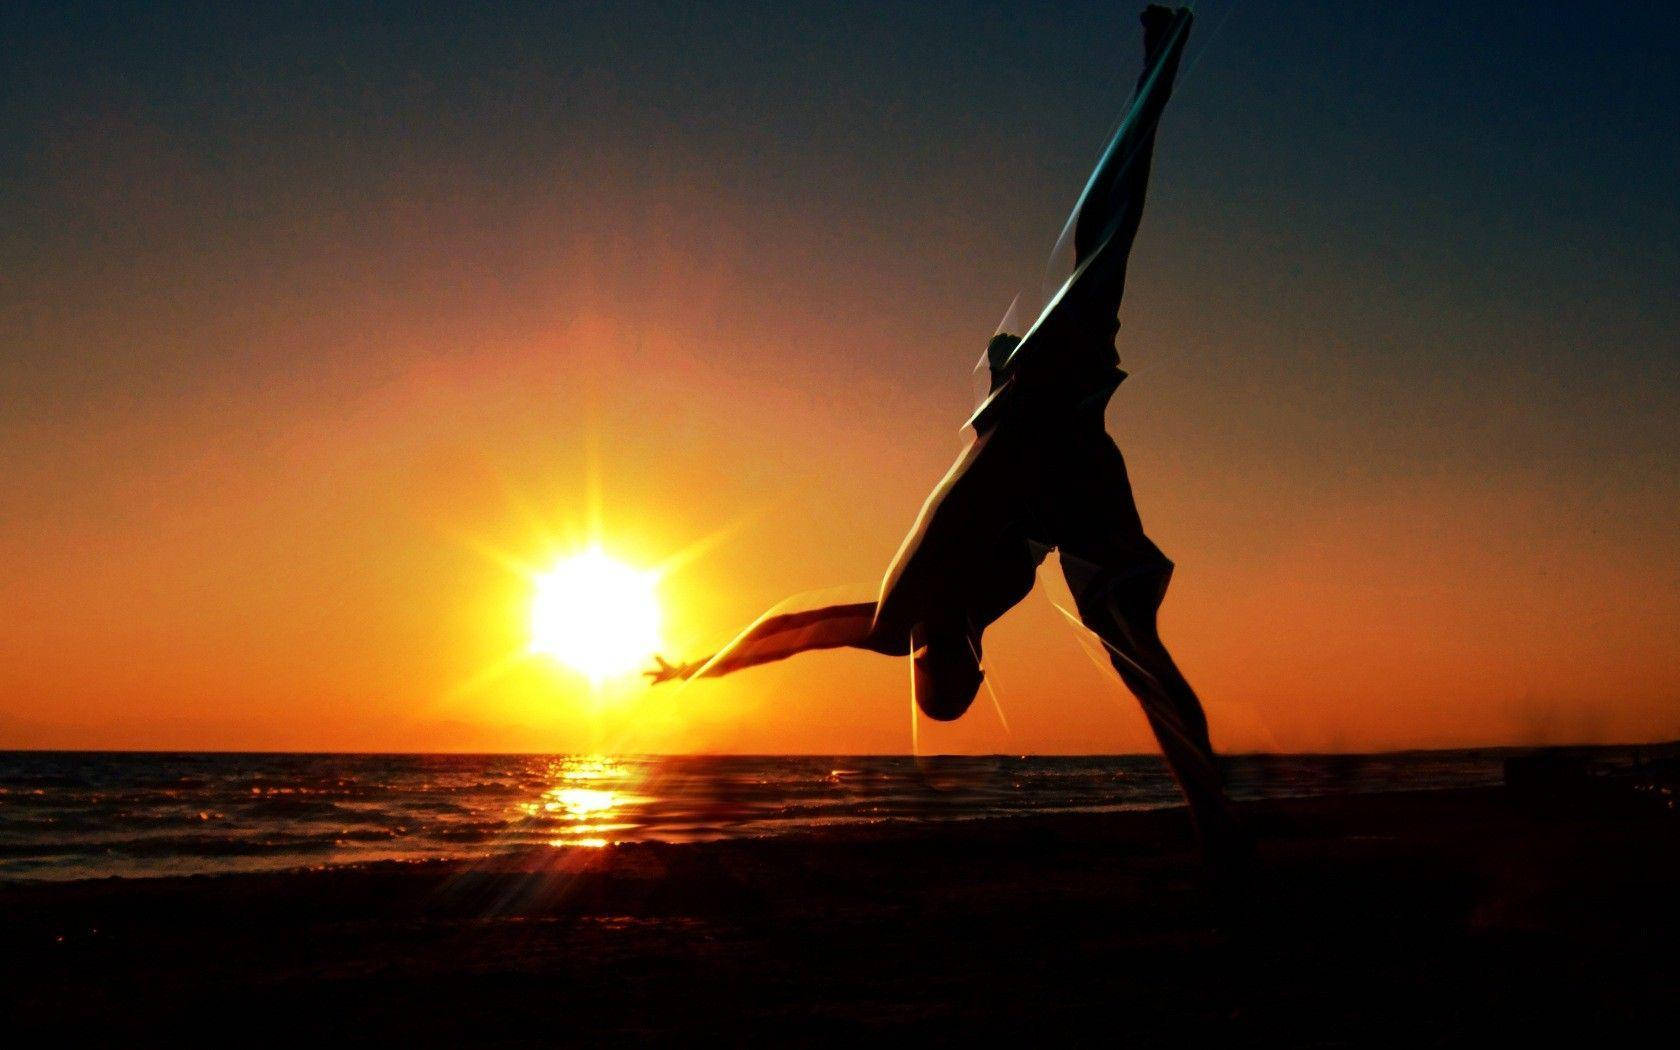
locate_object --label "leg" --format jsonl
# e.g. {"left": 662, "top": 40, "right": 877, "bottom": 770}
{"left": 915, "top": 527, "right": 1048, "bottom": 722}
{"left": 1039, "top": 429, "right": 1243, "bottom": 861}
{"left": 1063, "top": 558, "right": 1241, "bottom": 856}
{"left": 1056, "top": 5, "right": 1194, "bottom": 342}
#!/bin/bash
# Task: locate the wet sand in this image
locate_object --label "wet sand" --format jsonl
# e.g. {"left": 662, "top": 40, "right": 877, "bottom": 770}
{"left": 4, "top": 785, "right": 1675, "bottom": 1045}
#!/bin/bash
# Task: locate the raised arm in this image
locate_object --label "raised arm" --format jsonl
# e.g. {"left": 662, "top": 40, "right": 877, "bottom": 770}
{"left": 645, "top": 600, "right": 885, "bottom": 683}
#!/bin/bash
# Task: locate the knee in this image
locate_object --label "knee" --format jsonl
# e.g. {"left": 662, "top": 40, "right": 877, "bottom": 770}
{"left": 1068, "top": 558, "right": 1172, "bottom": 623}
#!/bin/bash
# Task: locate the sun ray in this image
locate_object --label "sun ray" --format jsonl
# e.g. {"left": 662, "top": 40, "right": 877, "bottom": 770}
{"left": 445, "top": 526, "right": 545, "bottom": 578}
{"left": 965, "top": 633, "right": 1011, "bottom": 734}
{"left": 441, "top": 647, "right": 531, "bottom": 705}
{"left": 653, "top": 501, "right": 776, "bottom": 578}
{"left": 1037, "top": 569, "right": 1135, "bottom": 710}
{"left": 583, "top": 392, "right": 605, "bottom": 541}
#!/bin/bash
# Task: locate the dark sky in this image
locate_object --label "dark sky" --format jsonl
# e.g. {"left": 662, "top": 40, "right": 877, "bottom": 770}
{"left": 2, "top": 1, "right": 1676, "bottom": 751}
{"left": 7, "top": 1, "right": 1675, "bottom": 467}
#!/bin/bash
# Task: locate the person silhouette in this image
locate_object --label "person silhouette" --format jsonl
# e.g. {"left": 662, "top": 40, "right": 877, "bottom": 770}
{"left": 649, "top": 6, "right": 1243, "bottom": 862}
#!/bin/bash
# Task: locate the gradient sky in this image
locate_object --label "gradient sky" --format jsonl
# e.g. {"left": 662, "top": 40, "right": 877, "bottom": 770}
{"left": 3, "top": 1, "right": 1676, "bottom": 753}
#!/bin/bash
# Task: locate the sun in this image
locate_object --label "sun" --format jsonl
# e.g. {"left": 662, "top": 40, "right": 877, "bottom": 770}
{"left": 529, "top": 547, "right": 662, "bottom": 681}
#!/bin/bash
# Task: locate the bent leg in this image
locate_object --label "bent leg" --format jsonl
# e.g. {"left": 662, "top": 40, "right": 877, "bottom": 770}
{"left": 910, "top": 616, "right": 984, "bottom": 722}
{"left": 914, "top": 529, "right": 1048, "bottom": 722}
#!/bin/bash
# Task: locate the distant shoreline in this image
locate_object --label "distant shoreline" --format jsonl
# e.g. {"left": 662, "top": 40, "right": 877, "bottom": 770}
{"left": 3, "top": 740, "right": 1676, "bottom": 757}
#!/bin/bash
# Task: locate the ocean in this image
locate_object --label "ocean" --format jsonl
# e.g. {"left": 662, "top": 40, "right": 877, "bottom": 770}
{"left": 0, "top": 748, "right": 1640, "bottom": 881}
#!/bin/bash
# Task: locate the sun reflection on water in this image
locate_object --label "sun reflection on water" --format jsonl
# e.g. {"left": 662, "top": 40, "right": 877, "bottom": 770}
{"left": 548, "top": 787, "right": 619, "bottom": 815}
{"left": 519, "top": 756, "right": 649, "bottom": 849}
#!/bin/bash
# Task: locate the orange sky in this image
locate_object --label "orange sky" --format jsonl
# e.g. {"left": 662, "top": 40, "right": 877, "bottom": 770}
{"left": 3, "top": 246, "right": 1673, "bottom": 753}
{"left": 3, "top": 2, "right": 1676, "bottom": 753}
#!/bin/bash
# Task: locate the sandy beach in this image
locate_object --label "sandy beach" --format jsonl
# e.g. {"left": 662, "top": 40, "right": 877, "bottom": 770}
{"left": 4, "top": 781, "right": 1674, "bottom": 1045}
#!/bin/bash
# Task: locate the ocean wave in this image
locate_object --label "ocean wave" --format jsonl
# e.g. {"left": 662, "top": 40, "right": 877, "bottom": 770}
{"left": 0, "top": 748, "right": 1563, "bottom": 880}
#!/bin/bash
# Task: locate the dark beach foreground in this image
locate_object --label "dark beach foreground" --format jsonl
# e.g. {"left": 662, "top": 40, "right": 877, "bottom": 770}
{"left": 4, "top": 783, "right": 1675, "bottom": 1046}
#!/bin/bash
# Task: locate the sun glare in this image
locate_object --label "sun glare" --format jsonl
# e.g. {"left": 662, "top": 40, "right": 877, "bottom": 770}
{"left": 529, "top": 547, "right": 662, "bottom": 681}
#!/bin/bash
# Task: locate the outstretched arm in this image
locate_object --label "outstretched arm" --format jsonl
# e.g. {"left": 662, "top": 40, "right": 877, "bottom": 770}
{"left": 646, "top": 600, "right": 881, "bottom": 684}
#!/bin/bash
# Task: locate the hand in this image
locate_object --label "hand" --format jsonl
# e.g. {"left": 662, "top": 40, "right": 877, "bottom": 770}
{"left": 644, "top": 654, "right": 696, "bottom": 684}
